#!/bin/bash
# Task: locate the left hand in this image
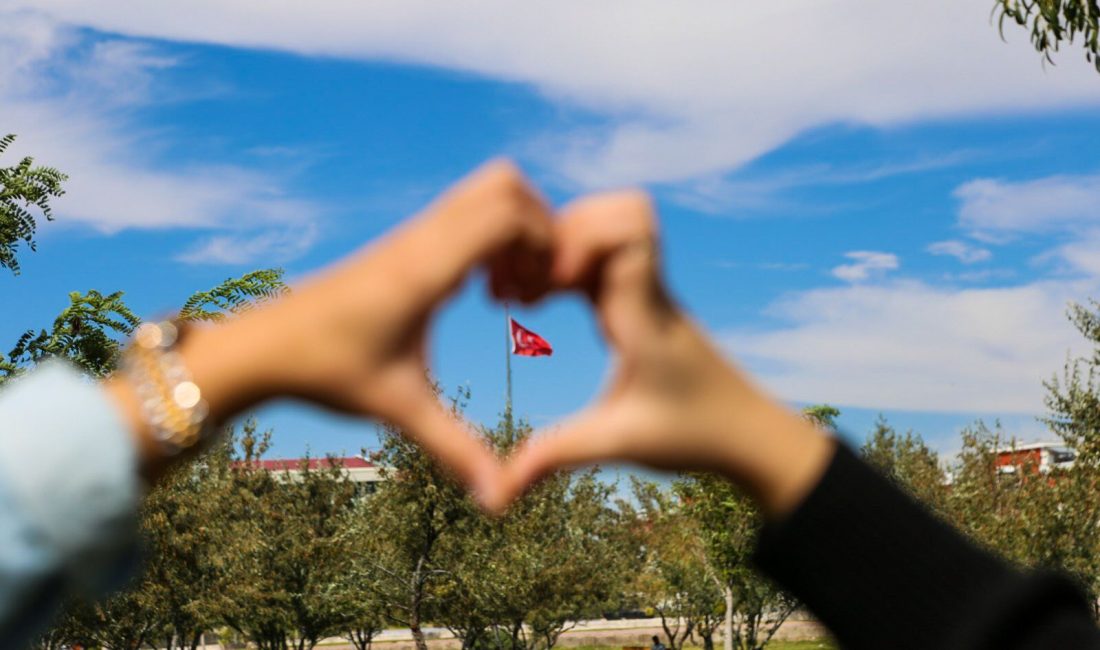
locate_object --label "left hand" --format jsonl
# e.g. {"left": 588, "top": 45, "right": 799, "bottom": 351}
{"left": 114, "top": 160, "right": 554, "bottom": 505}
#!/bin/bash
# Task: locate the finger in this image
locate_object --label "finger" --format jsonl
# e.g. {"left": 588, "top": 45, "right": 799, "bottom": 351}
{"left": 388, "top": 390, "right": 504, "bottom": 512}
{"left": 552, "top": 190, "right": 659, "bottom": 290}
{"left": 389, "top": 159, "right": 554, "bottom": 305}
{"left": 487, "top": 240, "right": 553, "bottom": 305}
{"left": 497, "top": 403, "right": 630, "bottom": 508}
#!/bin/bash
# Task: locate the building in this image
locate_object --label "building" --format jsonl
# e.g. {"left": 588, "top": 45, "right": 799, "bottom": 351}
{"left": 244, "top": 456, "right": 386, "bottom": 496}
{"left": 994, "top": 442, "right": 1076, "bottom": 475}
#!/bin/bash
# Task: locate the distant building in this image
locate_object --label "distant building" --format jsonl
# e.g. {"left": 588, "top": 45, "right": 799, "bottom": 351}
{"left": 242, "top": 456, "right": 386, "bottom": 496}
{"left": 994, "top": 442, "right": 1076, "bottom": 475}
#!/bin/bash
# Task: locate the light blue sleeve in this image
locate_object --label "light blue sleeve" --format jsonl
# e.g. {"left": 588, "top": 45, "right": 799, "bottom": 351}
{"left": 0, "top": 361, "right": 141, "bottom": 643}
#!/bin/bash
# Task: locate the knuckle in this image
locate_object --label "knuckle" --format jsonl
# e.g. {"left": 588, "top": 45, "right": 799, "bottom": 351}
{"left": 482, "top": 158, "right": 526, "bottom": 193}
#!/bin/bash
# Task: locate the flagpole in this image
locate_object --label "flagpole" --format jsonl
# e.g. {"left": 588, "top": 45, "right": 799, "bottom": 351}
{"left": 504, "top": 302, "right": 514, "bottom": 431}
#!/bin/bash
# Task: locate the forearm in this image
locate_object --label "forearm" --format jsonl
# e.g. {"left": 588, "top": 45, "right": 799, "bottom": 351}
{"left": 0, "top": 363, "right": 142, "bottom": 644}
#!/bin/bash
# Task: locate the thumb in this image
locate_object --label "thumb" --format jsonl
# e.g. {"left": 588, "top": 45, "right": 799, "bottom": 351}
{"left": 388, "top": 390, "right": 504, "bottom": 512}
{"left": 497, "top": 402, "right": 632, "bottom": 509}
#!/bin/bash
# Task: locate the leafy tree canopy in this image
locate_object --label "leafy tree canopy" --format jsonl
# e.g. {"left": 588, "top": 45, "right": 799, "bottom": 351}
{"left": 996, "top": 0, "right": 1100, "bottom": 72}
{"left": 0, "top": 134, "right": 67, "bottom": 275}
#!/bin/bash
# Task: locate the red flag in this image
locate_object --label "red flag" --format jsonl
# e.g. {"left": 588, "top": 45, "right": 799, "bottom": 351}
{"left": 510, "top": 318, "right": 553, "bottom": 357}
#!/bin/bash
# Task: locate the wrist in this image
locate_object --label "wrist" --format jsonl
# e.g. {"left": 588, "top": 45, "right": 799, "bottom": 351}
{"left": 176, "top": 317, "right": 283, "bottom": 423}
{"left": 103, "top": 376, "right": 168, "bottom": 481}
{"left": 105, "top": 317, "right": 282, "bottom": 481}
{"left": 713, "top": 369, "right": 836, "bottom": 519}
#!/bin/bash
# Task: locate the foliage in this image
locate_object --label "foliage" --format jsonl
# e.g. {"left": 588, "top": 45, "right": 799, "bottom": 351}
{"left": 995, "top": 0, "right": 1100, "bottom": 72}
{"left": 801, "top": 405, "right": 840, "bottom": 432}
{"left": 352, "top": 386, "right": 477, "bottom": 650}
{"left": 1, "top": 290, "right": 141, "bottom": 381}
{"left": 178, "top": 269, "right": 288, "bottom": 321}
{"left": 1035, "top": 299, "right": 1100, "bottom": 609}
{"left": 675, "top": 474, "right": 796, "bottom": 650}
{"left": 0, "top": 133, "right": 67, "bottom": 275}
{"left": 53, "top": 581, "right": 162, "bottom": 650}
{"left": 1045, "top": 300, "right": 1100, "bottom": 460}
{"left": 860, "top": 417, "right": 947, "bottom": 513}
{"left": 331, "top": 489, "right": 389, "bottom": 650}
{"left": 218, "top": 421, "right": 360, "bottom": 650}
{"left": 624, "top": 480, "right": 721, "bottom": 650}
{"left": 434, "top": 414, "right": 628, "bottom": 650}
{"left": 1, "top": 270, "right": 286, "bottom": 385}
{"left": 140, "top": 437, "right": 235, "bottom": 650}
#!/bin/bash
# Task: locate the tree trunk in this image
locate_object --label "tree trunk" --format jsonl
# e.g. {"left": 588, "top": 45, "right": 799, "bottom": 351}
{"left": 701, "top": 631, "right": 715, "bottom": 650}
{"left": 658, "top": 608, "right": 678, "bottom": 650}
{"left": 410, "top": 606, "right": 428, "bottom": 650}
{"left": 350, "top": 628, "right": 376, "bottom": 650}
{"left": 511, "top": 619, "right": 524, "bottom": 650}
{"left": 723, "top": 585, "right": 734, "bottom": 650}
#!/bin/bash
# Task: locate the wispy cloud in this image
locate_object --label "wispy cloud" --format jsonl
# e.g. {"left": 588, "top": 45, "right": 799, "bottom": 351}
{"left": 0, "top": 10, "right": 319, "bottom": 261}
{"left": 176, "top": 223, "right": 319, "bottom": 266}
{"left": 832, "top": 251, "right": 900, "bottom": 283}
{"left": 1037, "top": 230, "right": 1100, "bottom": 278}
{"left": 927, "top": 240, "right": 992, "bottom": 264}
{"left": 671, "top": 151, "right": 979, "bottom": 216}
{"left": 712, "top": 260, "right": 809, "bottom": 272}
{"left": 955, "top": 173, "right": 1100, "bottom": 237}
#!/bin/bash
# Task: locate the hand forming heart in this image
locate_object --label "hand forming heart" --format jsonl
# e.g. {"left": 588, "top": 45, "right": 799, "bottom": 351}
{"left": 159, "top": 160, "right": 833, "bottom": 519}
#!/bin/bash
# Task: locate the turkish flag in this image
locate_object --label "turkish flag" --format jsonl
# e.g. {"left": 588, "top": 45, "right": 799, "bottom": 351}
{"left": 510, "top": 318, "right": 553, "bottom": 357}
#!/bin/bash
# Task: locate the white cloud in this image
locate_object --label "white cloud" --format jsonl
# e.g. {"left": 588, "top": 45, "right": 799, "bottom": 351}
{"left": 15, "top": 0, "right": 1100, "bottom": 187}
{"left": 0, "top": 11, "right": 317, "bottom": 261}
{"left": 928, "top": 240, "right": 992, "bottom": 264}
{"left": 832, "top": 251, "right": 899, "bottom": 283}
{"left": 671, "top": 152, "right": 978, "bottom": 216}
{"left": 955, "top": 174, "right": 1100, "bottom": 236}
{"left": 1043, "top": 230, "right": 1100, "bottom": 277}
{"left": 176, "top": 222, "right": 318, "bottom": 265}
{"left": 726, "top": 279, "right": 1095, "bottom": 414}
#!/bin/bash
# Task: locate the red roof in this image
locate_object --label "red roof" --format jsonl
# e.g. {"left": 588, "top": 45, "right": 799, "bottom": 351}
{"left": 236, "top": 457, "right": 375, "bottom": 471}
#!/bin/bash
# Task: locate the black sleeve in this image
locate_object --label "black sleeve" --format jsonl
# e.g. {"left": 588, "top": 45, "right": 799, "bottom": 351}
{"left": 752, "top": 444, "right": 1100, "bottom": 650}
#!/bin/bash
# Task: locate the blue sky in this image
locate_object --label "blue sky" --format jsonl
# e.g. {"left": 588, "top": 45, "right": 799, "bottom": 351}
{"left": 3, "top": 3, "right": 1100, "bottom": 463}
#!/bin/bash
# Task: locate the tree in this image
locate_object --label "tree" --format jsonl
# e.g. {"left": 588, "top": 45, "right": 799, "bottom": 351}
{"left": 332, "top": 520, "right": 389, "bottom": 650}
{"left": 1, "top": 270, "right": 287, "bottom": 384}
{"left": 218, "top": 421, "right": 360, "bottom": 650}
{"left": 676, "top": 474, "right": 796, "bottom": 650}
{"left": 59, "top": 580, "right": 163, "bottom": 650}
{"left": 1, "top": 289, "right": 141, "bottom": 381}
{"left": 802, "top": 404, "right": 840, "bottom": 432}
{"left": 995, "top": 0, "right": 1100, "bottom": 72}
{"left": 140, "top": 437, "right": 236, "bottom": 650}
{"left": 0, "top": 133, "right": 67, "bottom": 275}
{"left": 6, "top": 138, "right": 292, "bottom": 646}
{"left": 178, "top": 269, "right": 288, "bottom": 321}
{"left": 638, "top": 404, "right": 839, "bottom": 650}
{"left": 626, "top": 479, "right": 721, "bottom": 650}
{"left": 434, "top": 414, "right": 627, "bottom": 650}
{"left": 1038, "top": 299, "right": 1100, "bottom": 609}
{"left": 1046, "top": 299, "right": 1100, "bottom": 463}
{"left": 860, "top": 416, "right": 948, "bottom": 513}
{"left": 357, "top": 388, "right": 476, "bottom": 650}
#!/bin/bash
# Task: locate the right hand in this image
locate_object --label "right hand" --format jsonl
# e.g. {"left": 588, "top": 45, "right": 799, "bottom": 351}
{"left": 498, "top": 191, "right": 835, "bottom": 517}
